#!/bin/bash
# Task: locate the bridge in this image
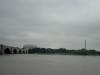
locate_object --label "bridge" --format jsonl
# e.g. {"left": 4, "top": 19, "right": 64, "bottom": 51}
{"left": 0, "top": 44, "right": 29, "bottom": 54}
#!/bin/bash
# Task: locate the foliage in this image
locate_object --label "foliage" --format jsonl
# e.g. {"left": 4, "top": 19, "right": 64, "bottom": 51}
{"left": 28, "top": 47, "right": 100, "bottom": 55}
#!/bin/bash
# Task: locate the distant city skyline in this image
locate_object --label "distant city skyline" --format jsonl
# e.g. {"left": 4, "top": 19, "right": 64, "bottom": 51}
{"left": 0, "top": 0, "right": 100, "bottom": 50}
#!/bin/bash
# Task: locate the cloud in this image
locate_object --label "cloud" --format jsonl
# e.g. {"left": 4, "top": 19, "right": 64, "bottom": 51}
{"left": 0, "top": 0, "right": 100, "bottom": 50}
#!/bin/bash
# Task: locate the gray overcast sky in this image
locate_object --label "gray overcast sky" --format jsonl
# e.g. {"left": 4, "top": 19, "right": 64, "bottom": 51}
{"left": 0, "top": 0, "right": 100, "bottom": 50}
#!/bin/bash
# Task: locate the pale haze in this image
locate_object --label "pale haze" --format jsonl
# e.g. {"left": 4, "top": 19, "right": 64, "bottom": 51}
{"left": 0, "top": 0, "right": 100, "bottom": 50}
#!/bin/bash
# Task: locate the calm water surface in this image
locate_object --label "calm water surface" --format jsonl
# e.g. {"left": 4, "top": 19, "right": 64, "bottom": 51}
{"left": 0, "top": 54, "right": 100, "bottom": 75}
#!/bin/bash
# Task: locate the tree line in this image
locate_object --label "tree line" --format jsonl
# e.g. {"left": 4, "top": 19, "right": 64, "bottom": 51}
{"left": 28, "top": 48, "right": 100, "bottom": 55}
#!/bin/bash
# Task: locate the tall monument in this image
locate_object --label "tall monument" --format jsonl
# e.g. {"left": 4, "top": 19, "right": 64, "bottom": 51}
{"left": 85, "top": 40, "right": 87, "bottom": 49}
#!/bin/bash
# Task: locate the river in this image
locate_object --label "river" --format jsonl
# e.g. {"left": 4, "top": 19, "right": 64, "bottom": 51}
{"left": 0, "top": 54, "right": 100, "bottom": 75}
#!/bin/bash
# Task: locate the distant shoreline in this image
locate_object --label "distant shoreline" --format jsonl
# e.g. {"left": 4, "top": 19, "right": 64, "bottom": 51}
{"left": 1, "top": 47, "right": 100, "bottom": 56}
{"left": 27, "top": 48, "right": 100, "bottom": 56}
{"left": 0, "top": 44, "right": 100, "bottom": 55}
